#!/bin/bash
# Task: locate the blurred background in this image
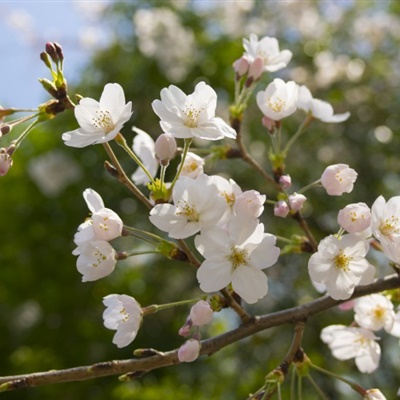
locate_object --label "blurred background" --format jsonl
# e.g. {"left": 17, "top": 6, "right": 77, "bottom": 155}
{"left": 1, "top": 1, "right": 400, "bottom": 399}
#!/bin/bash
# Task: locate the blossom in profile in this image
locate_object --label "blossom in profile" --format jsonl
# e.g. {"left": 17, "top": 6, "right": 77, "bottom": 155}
{"left": 297, "top": 85, "right": 350, "bottom": 123}
{"left": 308, "top": 234, "right": 375, "bottom": 300}
{"left": 288, "top": 192, "right": 307, "bottom": 212}
{"left": 321, "top": 324, "right": 381, "bottom": 373}
{"left": 103, "top": 294, "right": 143, "bottom": 348}
{"left": 73, "top": 188, "right": 123, "bottom": 254}
{"left": 189, "top": 300, "right": 213, "bottom": 327}
{"left": 178, "top": 339, "right": 201, "bottom": 363}
{"left": 154, "top": 133, "right": 177, "bottom": 166}
{"left": 256, "top": 79, "right": 298, "bottom": 121}
{"left": 337, "top": 202, "right": 371, "bottom": 233}
{"left": 320, "top": 164, "right": 357, "bottom": 196}
{"left": 195, "top": 215, "right": 280, "bottom": 304}
{"left": 131, "top": 127, "right": 158, "bottom": 185}
{"left": 0, "top": 148, "right": 12, "bottom": 176}
{"left": 234, "top": 190, "right": 265, "bottom": 219}
{"left": 62, "top": 83, "right": 132, "bottom": 148}
{"left": 149, "top": 174, "right": 227, "bottom": 239}
{"left": 363, "top": 389, "right": 387, "bottom": 400}
{"left": 354, "top": 294, "right": 395, "bottom": 333}
{"left": 370, "top": 195, "right": 400, "bottom": 263}
{"left": 77, "top": 240, "right": 117, "bottom": 282}
{"left": 243, "top": 34, "right": 292, "bottom": 73}
{"left": 151, "top": 82, "right": 236, "bottom": 140}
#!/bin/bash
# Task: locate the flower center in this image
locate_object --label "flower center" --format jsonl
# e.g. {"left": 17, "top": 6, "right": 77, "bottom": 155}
{"left": 183, "top": 104, "right": 204, "bottom": 128}
{"left": 333, "top": 250, "right": 352, "bottom": 271}
{"left": 92, "top": 249, "right": 108, "bottom": 268}
{"left": 228, "top": 247, "right": 249, "bottom": 269}
{"left": 222, "top": 191, "right": 236, "bottom": 207}
{"left": 92, "top": 110, "right": 115, "bottom": 133}
{"left": 267, "top": 97, "right": 286, "bottom": 113}
{"left": 119, "top": 307, "right": 129, "bottom": 323}
{"left": 177, "top": 201, "right": 200, "bottom": 222}
{"left": 380, "top": 216, "right": 400, "bottom": 237}
{"left": 183, "top": 161, "right": 199, "bottom": 174}
{"left": 372, "top": 306, "right": 385, "bottom": 321}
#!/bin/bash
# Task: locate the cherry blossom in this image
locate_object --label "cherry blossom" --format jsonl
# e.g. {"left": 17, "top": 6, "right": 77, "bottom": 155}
{"left": 131, "top": 127, "right": 158, "bottom": 185}
{"left": 371, "top": 195, "right": 400, "bottom": 263}
{"left": 76, "top": 240, "right": 117, "bottom": 282}
{"left": 321, "top": 324, "right": 381, "bottom": 373}
{"left": 103, "top": 294, "right": 143, "bottom": 348}
{"left": 337, "top": 202, "right": 371, "bottom": 233}
{"left": 297, "top": 85, "right": 350, "bottom": 123}
{"left": 180, "top": 152, "right": 205, "bottom": 178}
{"left": 320, "top": 164, "right": 358, "bottom": 196}
{"left": 274, "top": 200, "right": 290, "bottom": 218}
{"left": 354, "top": 294, "right": 395, "bottom": 332}
{"left": 288, "top": 192, "right": 307, "bottom": 212}
{"left": 195, "top": 215, "right": 280, "bottom": 304}
{"left": 308, "top": 234, "right": 375, "bottom": 300}
{"left": 62, "top": 83, "right": 132, "bottom": 148}
{"left": 152, "top": 81, "right": 237, "bottom": 140}
{"left": 256, "top": 78, "right": 298, "bottom": 121}
{"left": 243, "top": 34, "right": 292, "bottom": 73}
{"left": 154, "top": 133, "right": 177, "bottom": 166}
{"left": 363, "top": 389, "right": 387, "bottom": 400}
{"left": 0, "top": 148, "right": 12, "bottom": 176}
{"left": 234, "top": 190, "right": 265, "bottom": 219}
{"left": 149, "top": 174, "right": 227, "bottom": 239}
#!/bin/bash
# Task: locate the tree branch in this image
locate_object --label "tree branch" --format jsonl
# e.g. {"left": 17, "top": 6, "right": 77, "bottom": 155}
{"left": 0, "top": 274, "right": 398, "bottom": 392}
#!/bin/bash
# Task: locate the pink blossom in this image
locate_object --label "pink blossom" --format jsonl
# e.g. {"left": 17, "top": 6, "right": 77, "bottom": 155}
{"left": 0, "top": 148, "right": 12, "bottom": 176}
{"left": 321, "top": 164, "right": 357, "bottom": 196}
{"left": 288, "top": 192, "right": 307, "bottom": 211}
{"left": 189, "top": 300, "right": 213, "bottom": 327}
{"left": 178, "top": 339, "right": 201, "bottom": 363}
{"left": 274, "top": 200, "right": 290, "bottom": 218}
{"left": 338, "top": 202, "right": 371, "bottom": 233}
{"left": 154, "top": 133, "right": 177, "bottom": 166}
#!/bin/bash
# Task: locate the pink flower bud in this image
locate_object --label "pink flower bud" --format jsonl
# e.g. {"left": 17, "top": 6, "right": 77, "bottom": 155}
{"left": 234, "top": 190, "right": 265, "bottom": 219}
{"left": 178, "top": 339, "right": 201, "bottom": 363}
{"left": 338, "top": 299, "right": 355, "bottom": 311}
{"left": 337, "top": 202, "right": 371, "bottom": 233}
{"left": 248, "top": 57, "right": 264, "bottom": 82}
{"left": 189, "top": 300, "right": 213, "bottom": 327}
{"left": 321, "top": 164, "right": 357, "bottom": 196}
{"left": 279, "top": 175, "right": 291, "bottom": 190}
{"left": 0, "top": 148, "right": 12, "bottom": 176}
{"left": 288, "top": 192, "right": 307, "bottom": 211}
{"left": 261, "top": 116, "right": 276, "bottom": 132}
{"left": 233, "top": 56, "right": 250, "bottom": 78}
{"left": 178, "top": 323, "right": 192, "bottom": 337}
{"left": 155, "top": 133, "right": 177, "bottom": 166}
{"left": 274, "top": 200, "right": 290, "bottom": 218}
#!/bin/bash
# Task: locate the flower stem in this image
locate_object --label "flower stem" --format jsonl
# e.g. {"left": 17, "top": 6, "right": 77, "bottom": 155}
{"left": 306, "top": 374, "right": 330, "bottom": 400}
{"left": 297, "top": 179, "right": 321, "bottom": 194}
{"left": 170, "top": 138, "right": 192, "bottom": 189}
{"left": 12, "top": 119, "right": 39, "bottom": 149}
{"left": 283, "top": 114, "right": 313, "bottom": 155}
{"left": 142, "top": 298, "right": 198, "bottom": 315}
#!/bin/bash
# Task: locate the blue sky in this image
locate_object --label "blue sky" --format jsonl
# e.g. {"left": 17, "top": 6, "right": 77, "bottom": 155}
{"left": 0, "top": 1, "right": 110, "bottom": 109}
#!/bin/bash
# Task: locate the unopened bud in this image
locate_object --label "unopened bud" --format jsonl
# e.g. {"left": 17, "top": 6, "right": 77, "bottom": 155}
{"left": 104, "top": 160, "right": 119, "bottom": 178}
{"left": 0, "top": 148, "right": 13, "bottom": 176}
{"left": 178, "top": 339, "right": 201, "bottom": 363}
{"left": 45, "top": 42, "right": 58, "bottom": 62}
{"left": 233, "top": 56, "right": 250, "bottom": 79}
{"left": 261, "top": 116, "right": 277, "bottom": 132}
{"left": 38, "top": 78, "right": 59, "bottom": 98}
{"left": 279, "top": 175, "right": 292, "bottom": 190}
{"left": 274, "top": 200, "right": 290, "bottom": 218}
{"left": 288, "top": 192, "right": 307, "bottom": 211}
{"left": 189, "top": 300, "right": 213, "bottom": 327}
{"left": 53, "top": 42, "right": 64, "bottom": 62}
{"left": 155, "top": 133, "right": 177, "bottom": 166}
{"left": 0, "top": 124, "right": 11, "bottom": 136}
{"left": 40, "top": 51, "right": 52, "bottom": 69}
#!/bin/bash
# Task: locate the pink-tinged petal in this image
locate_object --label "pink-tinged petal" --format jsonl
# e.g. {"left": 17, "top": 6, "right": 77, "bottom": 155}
{"left": 112, "top": 325, "right": 138, "bottom": 348}
{"left": 83, "top": 188, "right": 105, "bottom": 212}
{"left": 197, "top": 260, "right": 232, "bottom": 292}
{"left": 232, "top": 266, "right": 268, "bottom": 304}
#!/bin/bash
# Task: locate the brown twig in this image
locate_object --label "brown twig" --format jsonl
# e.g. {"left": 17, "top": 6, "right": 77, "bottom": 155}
{"left": 1, "top": 274, "right": 398, "bottom": 392}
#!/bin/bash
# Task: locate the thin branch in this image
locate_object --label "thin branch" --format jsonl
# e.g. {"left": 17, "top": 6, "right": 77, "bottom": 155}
{"left": 0, "top": 274, "right": 399, "bottom": 392}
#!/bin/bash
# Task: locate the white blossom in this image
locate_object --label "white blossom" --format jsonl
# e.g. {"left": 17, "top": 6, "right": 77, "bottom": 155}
{"left": 152, "top": 82, "right": 236, "bottom": 140}
{"left": 180, "top": 152, "right": 205, "bottom": 179}
{"left": 363, "top": 389, "right": 387, "bottom": 400}
{"left": 149, "top": 174, "right": 227, "bottom": 239}
{"left": 308, "top": 234, "right": 375, "bottom": 300}
{"left": 256, "top": 78, "right": 298, "bottom": 121}
{"left": 62, "top": 83, "right": 132, "bottom": 148}
{"left": 243, "top": 34, "right": 292, "bottom": 73}
{"left": 195, "top": 215, "right": 280, "bottom": 304}
{"left": 234, "top": 190, "right": 265, "bottom": 219}
{"left": 131, "top": 127, "right": 158, "bottom": 185}
{"left": 321, "top": 324, "right": 381, "bottom": 373}
{"left": 354, "top": 294, "right": 395, "bottom": 333}
{"left": 103, "top": 294, "right": 143, "bottom": 348}
{"left": 371, "top": 195, "right": 400, "bottom": 263}
{"left": 297, "top": 85, "right": 350, "bottom": 123}
{"left": 338, "top": 202, "right": 371, "bottom": 233}
{"left": 320, "top": 164, "right": 357, "bottom": 196}
{"left": 77, "top": 240, "right": 117, "bottom": 282}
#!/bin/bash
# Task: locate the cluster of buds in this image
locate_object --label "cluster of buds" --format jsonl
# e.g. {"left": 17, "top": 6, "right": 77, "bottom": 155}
{"left": 177, "top": 300, "right": 214, "bottom": 363}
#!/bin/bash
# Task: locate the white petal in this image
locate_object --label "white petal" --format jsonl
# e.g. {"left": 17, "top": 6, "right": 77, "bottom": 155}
{"left": 232, "top": 266, "right": 268, "bottom": 304}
